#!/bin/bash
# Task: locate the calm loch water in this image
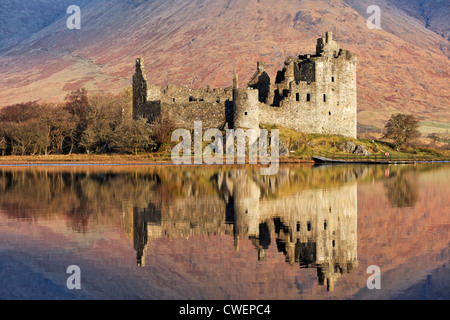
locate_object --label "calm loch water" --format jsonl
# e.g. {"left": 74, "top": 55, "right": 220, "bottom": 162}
{"left": 0, "top": 163, "right": 448, "bottom": 300}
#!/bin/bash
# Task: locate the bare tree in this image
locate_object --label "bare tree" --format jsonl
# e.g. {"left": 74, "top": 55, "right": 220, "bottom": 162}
{"left": 111, "top": 118, "right": 155, "bottom": 154}
{"left": 0, "top": 101, "right": 40, "bottom": 123}
{"left": 79, "top": 93, "right": 123, "bottom": 153}
{"left": 0, "top": 136, "right": 7, "bottom": 156}
{"left": 120, "top": 86, "right": 133, "bottom": 122}
{"left": 150, "top": 117, "right": 176, "bottom": 149}
{"left": 31, "top": 120, "right": 51, "bottom": 155}
{"left": 63, "top": 88, "right": 90, "bottom": 121}
{"left": 0, "top": 88, "right": 166, "bottom": 156}
{"left": 5, "top": 122, "right": 36, "bottom": 155}
{"left": 48, "top": 106, "right": 78, "bottom": 154}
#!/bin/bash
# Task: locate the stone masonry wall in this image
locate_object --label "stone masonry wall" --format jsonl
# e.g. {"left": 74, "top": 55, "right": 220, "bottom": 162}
{"left": 147, "top": 85, "right": 233, "bottom": 130}
{"left": 132, "top": 32, "right": 357, "bottom": 138}
{"left": 258, "top": 44, "right": 357, "bottom": 138}
{"left": 160, "top": 101, "right": 227, "bottom": 131}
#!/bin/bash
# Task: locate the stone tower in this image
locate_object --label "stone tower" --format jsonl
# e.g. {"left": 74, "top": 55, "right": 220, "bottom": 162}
{"left": 257, "top": 31, "right": 357, "bottom": 138}
{"left": 232, "top": 87, "right": 259, "bottom": 130}
{"left": 131, "top": 32, "right": 357, "bottom": 139}
{"left": 132, "top": 58, "right": 148, "bottom": 120}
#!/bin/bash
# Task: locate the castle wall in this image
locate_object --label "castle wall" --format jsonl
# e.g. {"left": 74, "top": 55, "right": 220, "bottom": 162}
{"left": 134, "top": 101, "right": 161, "bottom": 122}
{"left": 147, "top": 84, "right": 163, "bottom": 101}
{"left": 131, "top": 32, "right": 357, "bottom": 139}
{"left": 135, "top": 84, "right": 234, "bottom": 130}
{"left": 160, "top": 101, "right": 227, "bottom": 130}
{"left": 160, "top": 85, "right": 232, "bottom": 105}
{"left": 258, "top": 49, "right": 357, "bottom": 138}
{"left": 233, "top": 87, "right": 260, "bottom": 130}
{"left": 248, "top": 62, "right": 271, "bottom": 103}
{"left": 295, "top": 59, "right": 315, "bottom": 83}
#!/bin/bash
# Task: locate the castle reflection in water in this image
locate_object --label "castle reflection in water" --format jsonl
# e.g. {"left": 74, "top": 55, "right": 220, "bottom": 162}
{"left": 126, "top": 166, "right": 362, "bottom": 292}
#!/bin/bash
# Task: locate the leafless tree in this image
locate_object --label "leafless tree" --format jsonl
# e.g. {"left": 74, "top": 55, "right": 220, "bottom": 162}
{"left": 111, "top": 118, "right": 155, "bottom": 154}
{"left": 0, "top": 136, "right": 7, "bottom": 156}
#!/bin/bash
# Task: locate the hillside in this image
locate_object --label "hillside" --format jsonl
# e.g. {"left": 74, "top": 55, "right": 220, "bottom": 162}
{"left": 0, "top": 0, "right": 448, "bottom": 131}
{"left": 0, "top": 0, "right": 88, "bottom": 50}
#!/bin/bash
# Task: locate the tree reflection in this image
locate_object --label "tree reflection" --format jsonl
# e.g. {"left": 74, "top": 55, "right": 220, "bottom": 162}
{"left": 0, "top": 164, "right": 433, "bottom": 291}
{"left": 385, "top": 172, "right": 419, "bottom": 208}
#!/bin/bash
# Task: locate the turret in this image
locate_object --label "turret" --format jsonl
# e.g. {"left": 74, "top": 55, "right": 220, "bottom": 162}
{"left": 232, "top": 87, "right": 259, "bottom": 130}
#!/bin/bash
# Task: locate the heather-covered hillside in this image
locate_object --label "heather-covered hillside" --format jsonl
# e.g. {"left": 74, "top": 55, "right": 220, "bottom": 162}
{"left": 0, "top": 0, "right": 448, "bottom": 130}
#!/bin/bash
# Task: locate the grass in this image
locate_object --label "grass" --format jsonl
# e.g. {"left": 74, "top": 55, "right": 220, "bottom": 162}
{"left": 419, "top": 121, "right": 450, "bottom": 135}
{"left": 1, "top": 126, "right": 449, "bottom": 165}
{"left": 268, "top": 126, "right": 449, "bottom": 161}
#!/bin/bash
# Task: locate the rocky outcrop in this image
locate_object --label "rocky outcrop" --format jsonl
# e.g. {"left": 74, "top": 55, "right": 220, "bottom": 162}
{"left": 339, "top": 141, "right": 371, "bottom": 156}
{"left": 353, "top": 145, "right": 371, "bottom": 156}
{"left": 339, "top": 141, "right": 356, "bottom": 153}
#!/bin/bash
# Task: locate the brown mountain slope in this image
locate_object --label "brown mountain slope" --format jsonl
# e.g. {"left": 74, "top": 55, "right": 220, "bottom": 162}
{"left": 0, "top": 0, "right": 448, "bottom": 130}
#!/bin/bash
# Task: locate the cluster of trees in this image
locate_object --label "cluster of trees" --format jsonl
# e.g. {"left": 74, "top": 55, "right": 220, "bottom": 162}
{"left": 0, "top": 89, "right": 167, "bottom": 156}
{"left": 0, "top": 94, "right": 441, "bottom": 157}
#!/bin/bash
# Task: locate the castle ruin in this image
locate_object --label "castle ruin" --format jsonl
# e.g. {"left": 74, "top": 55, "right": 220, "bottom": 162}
{"left": 131, "top": 32, "right": 357, "bottom": 138}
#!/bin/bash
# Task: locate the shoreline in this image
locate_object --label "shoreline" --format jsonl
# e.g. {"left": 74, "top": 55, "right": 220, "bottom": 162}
{"left": 1, "top": 154, "right": 448, "bottom": 167}
{"left": 0, "top": 154, "right": 313, "bottom": 166}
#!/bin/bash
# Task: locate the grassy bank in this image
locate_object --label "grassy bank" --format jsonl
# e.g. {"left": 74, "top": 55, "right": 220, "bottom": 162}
{"left": 273, "top": 126, "right": 450, "bottom": 160}
{"left": 0, "top": 128, "right": 449, "bottom": 165}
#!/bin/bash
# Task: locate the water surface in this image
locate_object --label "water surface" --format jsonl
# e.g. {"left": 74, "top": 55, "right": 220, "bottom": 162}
{"left": 0, "top": 163, "right": 448, "bottom": 299}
